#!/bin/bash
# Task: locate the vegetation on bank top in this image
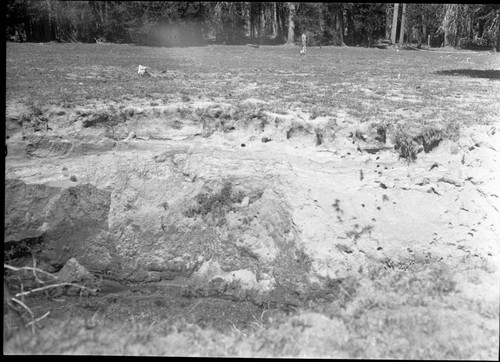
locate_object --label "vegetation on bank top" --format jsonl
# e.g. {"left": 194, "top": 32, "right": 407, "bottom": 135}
{"left": 6, "top": 41, "right": 499, "bottom": 136}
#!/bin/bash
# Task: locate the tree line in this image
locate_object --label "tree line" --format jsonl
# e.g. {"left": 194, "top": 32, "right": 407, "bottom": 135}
{"left": 5, "top": 1, "right": 500, "bottom": 50}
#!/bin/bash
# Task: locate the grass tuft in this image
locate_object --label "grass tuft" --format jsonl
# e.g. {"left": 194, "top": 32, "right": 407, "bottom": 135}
{"left": 393, "top": 125, "right": 419, "bottom": 163}
{"left": 184, "top": 181, "right": 244, "bottom": 226}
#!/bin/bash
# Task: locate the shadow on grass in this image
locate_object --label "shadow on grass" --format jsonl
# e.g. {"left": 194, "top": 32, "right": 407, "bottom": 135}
{"left": 434, "top": 69, "right": 500, "bottom": 80}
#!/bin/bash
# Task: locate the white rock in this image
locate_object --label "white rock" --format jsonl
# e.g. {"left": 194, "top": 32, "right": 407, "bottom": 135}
{"left": 241, "top": 196, "right": 250, "bottom": 207}
{"left": 137, "top": 65, "right": 151, "bottom": 76}
{"left": 123, "top": 131, "right": 136, "bottom": 142}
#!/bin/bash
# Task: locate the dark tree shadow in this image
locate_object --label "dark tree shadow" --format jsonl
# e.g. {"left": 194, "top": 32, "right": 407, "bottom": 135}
{"left": 434, "top": 69, "right": 500, "bottom": 80}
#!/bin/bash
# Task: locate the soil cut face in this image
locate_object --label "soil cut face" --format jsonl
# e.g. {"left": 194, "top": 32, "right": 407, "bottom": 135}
{"left": 4, "top": 43, "right": 500, "bottom": 358}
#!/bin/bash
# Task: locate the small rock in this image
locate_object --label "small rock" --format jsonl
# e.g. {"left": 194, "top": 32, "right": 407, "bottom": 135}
{"left": 124, "top": 131, "right": 136, "bottom": 142}
{"left": 70, "top": 175, "right": 77, "bottom": 182}
{"left": 470, "top": 132, "right": 495, "bottom": 150}
{"left": 438, "top": 176, "right": 462, "bottom": 187}
{"left": 429, "top": 162, "right": 439, "bottom": 171}
{"left": 241, "top": 196, "right": 250, "bottom": 207}
{"left": 415, "top": 177, "right": 430, "bottom": 186}
{"left": 57, "top": 258, "right": 93, "bottom": 283}
{"left": 262, "top": 137, "right": 272, "bottom": 143}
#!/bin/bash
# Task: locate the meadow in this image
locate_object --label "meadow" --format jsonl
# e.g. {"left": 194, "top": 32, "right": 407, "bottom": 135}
{"left": 6, "top": 42, "right": 499, "bottom": 125}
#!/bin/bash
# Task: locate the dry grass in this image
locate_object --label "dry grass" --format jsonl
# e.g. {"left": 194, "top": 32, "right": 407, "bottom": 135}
{"left": 4, "top": 259, "right": 498, "bottom": 358}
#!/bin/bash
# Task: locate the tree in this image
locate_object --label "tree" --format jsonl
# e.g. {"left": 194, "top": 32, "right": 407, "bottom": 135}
{"left": 275, "top": 2, "right": 284, "bottom": 42}
{"left": 286, "top": 2, "right": 295, "bottom": 45}
{"left": 6, "top": 0, "right": 29, "bottom": 41}
{"left": 385, "top": 4, "right": 392, "bottom": 40}
{"left": 272, "top": 2, "right": 278, "bottom": 38}
{"left": 399, "top": 3, "right": 406, "bottom": 44}
{"left": 344, "top": 3, "right": 355, "bottom": 45}
{"left": 332, "top": 3, "right": 344, "bottom": 45}
{"left": 404, "top": 4, "right": 443, "bottom": 47}
{"left": 439, "top": 4, "right": 472, "bottom": 47}
{"left": 5, "top": 1, "right": 496, "bottom": 50}
{"left": 391, "top": 3, "right": 399, "bottom": 44}
{"left": 351, "top": 3, "right": 386, "bottom": 46}
{"left": 209, "top": 2, "right": 247, "bottom": 45}
{"left": 295, "top": 3, "right": 325, "bottom": 46}
{"left": 477, "top": 5, "right": 500, "bottom": 51}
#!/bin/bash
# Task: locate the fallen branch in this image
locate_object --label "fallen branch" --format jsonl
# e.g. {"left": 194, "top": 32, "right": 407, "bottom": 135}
{"left": 5, "top": 264, "right": 57, "bottom": 281}
{"left": 26, "top": 311, "right": 51, "bottom": 327}
{"left": 404, "top": 45, "right": 488, "bottom": 54}
{"left": 5, "top": 262, "right": 99, "bottom": 335}
{"left": 11, "top": 297, "right": 34, "bottom": 317}
{"left": 14, "top": 282, "right": 97, "bottom": 298}
{"left": 5, "top": 263, "right": 98, "bottom": 297}
{"left": 11, "top": 297, "right": 36, "bottom": 333}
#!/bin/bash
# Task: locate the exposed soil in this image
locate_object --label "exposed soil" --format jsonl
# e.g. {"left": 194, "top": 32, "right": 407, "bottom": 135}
{"left": 4, "top": 43, "right": 500, "bottom": 357}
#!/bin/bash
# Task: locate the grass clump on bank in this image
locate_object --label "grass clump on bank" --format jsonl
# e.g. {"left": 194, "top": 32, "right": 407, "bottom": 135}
{"left": 184, "top": 181, "right": 244, "bottom": 226}
{"left": 393, "top": 125, "right": 419, "bottom": 163}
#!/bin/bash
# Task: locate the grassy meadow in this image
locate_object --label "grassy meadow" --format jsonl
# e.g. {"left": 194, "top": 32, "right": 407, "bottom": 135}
{"left": 6, "top": 42, "right": 499, "bottom": 127}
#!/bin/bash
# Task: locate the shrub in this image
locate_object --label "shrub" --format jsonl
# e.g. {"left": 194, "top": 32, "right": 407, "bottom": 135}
{"left": 417, "top": 127, "right": 443, "bottom": 153}
{"left": 393, "top": 125, "right": 418, "bottom": 163}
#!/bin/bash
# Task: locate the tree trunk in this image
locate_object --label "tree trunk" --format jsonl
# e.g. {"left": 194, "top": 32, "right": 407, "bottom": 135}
{"left": 250, "top": 2, "right": 254, "bottom": 40}
{"left": 399, "top": 3, "right": 406, "bottom": 45}
{"left": 338, "top": 4, "right": 344, "bottom": 45}
{"left": 422, "top": 12, "right": 427, "bottom": 41}
{"left": 495, "top": 11, "right": 500, "bottom": 52}
{"left": 16, "top": 24, "right": 25, "bottom": 42}
{"left": 391, "top": 3, "right": 399, "bottom": 44}
{"left": 286, "top": 2, "right": 295, "bottom": 45}
{"left": 272, "top": 2, "right": 277, "bottom": 38}
{"left": 346, "top": 6, "right": 354, "bottom": 45}
{"left": 24, "top": 20, "right": 32, "bottom": 42}
{"left": 467, "top": 9, "right": 473, "bottom": 40}
{"left": 228, "top": 3, "right": 234, "bottom": 44}
{"left": 99, "top": 1, "right": 105, "bottom": 26}
{"left": 385, "top": 4, "right": 392, "bottom": 39}
{"left": 42, "top": 15, "right": 51, "bottom": 41}
{"left": 367, "top": 26, "right": 373, "bottom": 47}
{"left": 257, "top": 3, "right": 262, "bottom": 44}
{"left": 442, "top": 4, "right": 453, "bottom": 47}
{"left": 262, "top": 3, "right": 266, "bottom": 36}
{"left": 332, "top": 3, "right": 344, "bottom": 45}
{"left": 46, "top": 0, "right": 54, "bottom": 41}
{"left": 276, "top": 2, "right": 282, "bottom": 42}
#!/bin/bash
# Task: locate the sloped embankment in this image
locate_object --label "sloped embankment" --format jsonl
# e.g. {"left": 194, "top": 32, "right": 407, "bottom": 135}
{"left": 4, "top": 99, "right": 500, "bottom": 312}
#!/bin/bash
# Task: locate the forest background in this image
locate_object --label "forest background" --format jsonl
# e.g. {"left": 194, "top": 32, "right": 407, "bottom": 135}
{"left": 5, "top": 2, "right": 500, "bottom": 51}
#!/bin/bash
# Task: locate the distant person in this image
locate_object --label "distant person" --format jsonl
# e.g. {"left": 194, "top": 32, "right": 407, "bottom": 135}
{"left": 301, "top": 33, "right": 307, "bottom": 55}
